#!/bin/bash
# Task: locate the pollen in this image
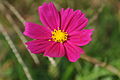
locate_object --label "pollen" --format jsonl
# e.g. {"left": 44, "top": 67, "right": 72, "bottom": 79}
{"left": 50, "top": 29, "right": 68, "bottom": 43}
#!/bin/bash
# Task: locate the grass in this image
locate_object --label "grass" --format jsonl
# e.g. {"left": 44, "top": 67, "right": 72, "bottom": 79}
{"left": 0, "top": 0, "right": 120, "bottom": 80}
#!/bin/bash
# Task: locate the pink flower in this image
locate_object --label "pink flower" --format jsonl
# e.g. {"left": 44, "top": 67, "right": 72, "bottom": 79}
{"left": 23, "top": 2, "right": 94, "bottom": 62}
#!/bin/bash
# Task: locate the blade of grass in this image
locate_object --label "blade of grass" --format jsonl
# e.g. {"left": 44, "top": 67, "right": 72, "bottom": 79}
{"left": 0, "top": 2, "right": 40, "bottom": 65}
{"left": 3, "top": 1, "right": 25, "bottom": 23}
{"left": 6, "top": 13, "right": 40, "bottom": 65}
{"left": 0, "top": 23, "right": 33, "bottom": 80}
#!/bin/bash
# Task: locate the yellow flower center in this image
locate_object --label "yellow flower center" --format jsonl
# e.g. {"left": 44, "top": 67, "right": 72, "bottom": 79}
{"left": 50, "top": 29, "right": 68, "bottom": 43}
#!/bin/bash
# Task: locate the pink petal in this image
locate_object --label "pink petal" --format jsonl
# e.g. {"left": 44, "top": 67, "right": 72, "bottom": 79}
{"left": 44, "top": 42, "right": 65, "bottom": 57}
{"left": 68, "top": 29, "right": 94, "bottom": 46}
{"left": 64, "top": 41, "right": 84, "bottom": 62}
{"left": 60, "top": 9, "right": 88, "bottom": 33}
{"left": 38, "top": 2, "right": 60, "bottom": 30}
{"left": 26, "top": 39, "right": 52, "bottom": 54}
{"left": 23, "top": 22, "right": 51, "bottom": 39}
{"left": 60, "top": 8, "right": 74, "bottom": 30}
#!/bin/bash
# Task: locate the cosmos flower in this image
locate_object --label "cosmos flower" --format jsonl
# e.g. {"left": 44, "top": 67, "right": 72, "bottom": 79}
{"left": 23, "top": 2, "right": 94, "bottom": 62}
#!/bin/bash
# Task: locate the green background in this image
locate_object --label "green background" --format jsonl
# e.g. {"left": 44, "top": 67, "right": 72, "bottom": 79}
{"left": 0, "top": 0, "right": 120, "bottom": 80}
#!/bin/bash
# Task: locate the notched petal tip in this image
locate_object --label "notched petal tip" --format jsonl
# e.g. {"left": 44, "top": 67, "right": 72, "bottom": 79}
{"left": 23, "top": 22, "right": 29, "bottom": 36}
{"left": 68, "top": 28, "right": 94, "bottom": 46}
{"left": 38, "top": 2, "right": 48, "bottom": 14}
{"left": 86, "top": 18, "right": 89, "bottom": 23}
{"left": 23, "top": 22, "right": 51, "bottom": 39}
{"left": 38, "top": 2, "right": 60, "bottom": 30}
{"left": 69, "top": 58, "right": 80, "bottom": 62}
{"left": 91, "top": 29, "right": 95, "bottom": 31}
{"left": 87, "top": 29, "right": 94, "bottom": 36}
{"left": 68, "top": 55, "right": 81, "bottom": 62}
{"left": 24, "top": 22, "right": 33, "bottom": 27}
{"left": 64, "top": 42, "right": 84, "bottom": 62}
{"left": 23, "top": 31, "right": 27, "bottom": 36}
{"left": 23, "top": 22, "right": 33, "bottom": 36}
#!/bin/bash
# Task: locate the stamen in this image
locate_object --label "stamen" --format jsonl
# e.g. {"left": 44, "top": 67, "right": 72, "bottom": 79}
{"left": 49, "top": 28, "right": 68, "bottom": 43}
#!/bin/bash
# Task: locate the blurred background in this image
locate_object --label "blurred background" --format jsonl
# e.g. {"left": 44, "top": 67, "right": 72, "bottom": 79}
{"left": 0, "top": 0, "right": 120, "bottom": 80}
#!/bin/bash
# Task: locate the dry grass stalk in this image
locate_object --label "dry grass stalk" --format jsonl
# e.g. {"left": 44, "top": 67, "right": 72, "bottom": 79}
{"left": 0, "top": 23, "right": 33, "bottom": 80}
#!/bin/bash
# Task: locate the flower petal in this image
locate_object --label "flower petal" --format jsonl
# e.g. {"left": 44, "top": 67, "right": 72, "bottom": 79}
{"left": 23, "top": 22, "right": 51, "bottom": 39}
{"left": 60, "top": 8, "right": 74, "bottom": 30}
{"left": 44, "top": 42, "right": 65, "bottom": 57}
{"left": 38, "top": 2, "right": 60, "bottom": 30}
{"left": 60, "top": 9, "right": 88, "bottom": 33}
{"left": 26, "top": 39, "right": 52, "bottom": 54}
{"left": 68, "top": 29, "right": 94, "bottom": 46}
{"left": 64, "top": 41, "right": 84, "bottom": 62}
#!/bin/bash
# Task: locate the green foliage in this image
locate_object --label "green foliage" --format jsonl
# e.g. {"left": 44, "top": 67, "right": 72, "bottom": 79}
{"left": 0, "top": 0, "right": 120, "bottom": 80}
